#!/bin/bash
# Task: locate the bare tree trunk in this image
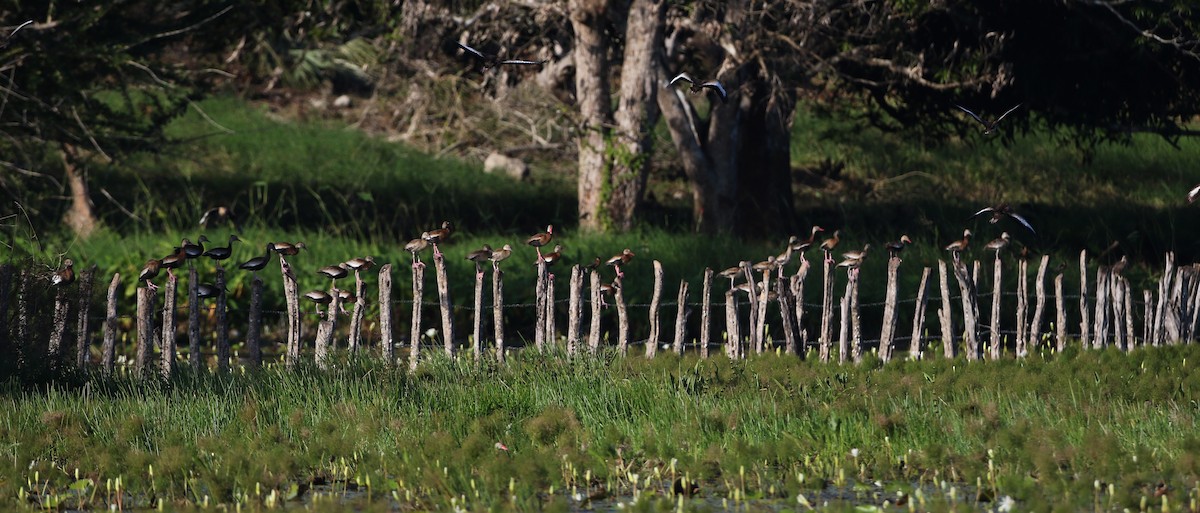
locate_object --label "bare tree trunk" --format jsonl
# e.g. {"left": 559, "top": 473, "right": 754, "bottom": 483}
{"left": 1079, "top": 250, "right": 1091, "bottom": 348}
{"left": 187, "top": 267, "right": 200, "bottom": 371}
{"left": 1015, "top": 258, "right": 1029, "bottom": 357}
{"left": 315, "top": 292, "right": 340, "bottom": 370}
{"left": 535, "top": 259, "right": 547, "bottom": 350}
{"left": 349, "top": 271, "right": 367, "bottom": 352}
{"left": 725, "top": 290, "right": 740, "bottom": 359}
{"left": 434, "top": 253, "right": 454, "bottom": 356}
{"left": 47, "top": 288, "right": 71, "bottom": 370}
{"left": 615, "top": 279, "right": 629, "bottom": 355}
{"left": 136, "top": 287, "right": 155, "bottom": 378}
{"left": 951, "top": 259, "right": 981, "bottom": 360}
{"left": 1055, "top": 273, "right": 1067, "bottom": 352}
{"left": 471, "top": 265, "right": 485, "bottom": 362}
{"left": 755, "top": 269, "right": 771, "bottom": 353}
{"left": 60, "top": 145, "right": 98, "bottom": 239}
{"left": 282, "top": 259, "right": 301, "bottom": 369}
{"left": 989, "top": 255, "right": 1002, "bottom": 359}
{"left": 569, "top": 0, "right": 613, "bottom": 230}
{"left": 777, "top": 269, "right": 796, "bottom": 356}
{"left": 848, "top": 269, "right": 862, "bottom": 363}
{"left": 545, "top": 274, "right": 557, "bottom": 346}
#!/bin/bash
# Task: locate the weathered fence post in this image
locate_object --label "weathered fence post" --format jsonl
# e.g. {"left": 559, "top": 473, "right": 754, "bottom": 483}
{"left": 47, "top": 287, "right": 72, "bottom": 369}
{"left": 724, "top": 289, "right": 740, "bottom": 359}
{"left": 348, "top": 269, "right": 367, "bottom": 352}
{"left": 1111, "top": 269, "right": 1127, "bottom": 350}
{"left": 409, "top": 263, "right": 425, "bottom": 372}
{"left": 493, "top": 263, "right": 506, "bottom": 362}
{"left": 1143, "top": 289, "right": 1154, "bottom": 346}
{"left": 988, "top": 253, "right": 1003, "bottom": 360}
{"left": 314, "top": 291, "right": 340, "bottom": 370}
{"left": 937, "top": 261, "right": 956, "bottom": 358}
{"left": 434, "top": 253, "right": 455, "bottom": 357}
{"left": 471, "top": 263, "right": 485, "bottom": 362}
{"left": 819, "top": 259, "right": 835, "bottom": 362}
{"left": 282, "top": 259, "right": 301, "bottom": 369}
{"left": 15, "top": 270, "right": 28, "bottom": 364}
{"left": 1015, "top": 257, "right": 1030, "bottom": 357}
{"left": 1092, "top": 266, "right": 1111, "bottom": 349}
{"left": 162, "top": 273, "right": 178, "bottom": 375}
{"left": 849, "top": 268, "right": 863, "bottom": 363}
{"left": 742, "top": 261, "right": 762, "bottom": 355}
{"left": 909, "top": 267, "right": 932, "bottom": 359}
{"left": 673, "top": 279, "right": 689, "bottom": 355}
{"left": 567, "top": 265, "right": 582, "bottom": 355}
{"left": 545, "top": 273, "right": 557, "bottom": 346}
{"left": 0, "top": 265, "right": 11, "bottom": 356}
{"left": 1165, "top": 263, "right": 1185, "bottom": 345}
{"left": 587, "top": 269, "right": 600, "bottom": 355}
{"left": 792, "top": 260, "right": 811, "bottom": 356}
{"left": 837, "top": 293, "right": 850, "bottom": 363}
{"left": 950, "top": 259, "right": 981, "bottom": 360}
{"left": 280, "top": 260, "right": 300, "bottom": 369}
{"left": 755, "top": 267, "right": 771, "bottom": 353}
{"left": 615, "top": 279, "right": 629, "bottom": 355}
{"left": 1055, "top": 273, "right": 1067, "bottom": 352}
{"left": 247, "top": 276, "right": 263, "bottom": 368}
{"left": 1123, "top": 279, "right": 1135, "bottom": 348}
{"left": 74, "top": 266, "right": 96, "bottom": 368}
{"left": 101, "top": 274, "right": 120, "bottom": 376}
{"left": 379, "top": 264, "right": 394, "bottom": 364}
{"left": 776, "top": 269, "right": 797, "bottom": 357}
{"left": 135, "top": 287, "right": 154, "bottom": 378}
{"left": 215, "top": 268, "right": 230, "bottom": 373}
{"left": 879, "top": 256, "right": 901, "bottom": 362}
{"left": 647, "top": 260, "right": 663, "bottom": 358}
{"left": 187, "top": 267, "right": 200, "bottom": 371}
{"left": 534, "top": 259, "right": 547, "bottom": 351}
{"left": 1027, "top": 255, "right": 1049, "bottom": 356}
{"left": 700, "top": 268, "right": 713, "bottom": 359}
{"left": 1079, "top": 250, "right": 1091, "bottom": 348}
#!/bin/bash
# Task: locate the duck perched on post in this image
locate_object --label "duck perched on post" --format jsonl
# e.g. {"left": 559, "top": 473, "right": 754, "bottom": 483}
{"left": 405, "top": 237, "right": 430, "bottom": 269}
{"left": 238, "top": 243, "right": 275, "bottom": 280}
{"left": 837, "top": 244, "right": 871, "bottom": 273}
{"left": 886, "top": 235, "right": 913, "bottom": 260}
{"left": 985, "top": 232, "right": 1011, "bottom": 253}
{"left": 317, "top": 263, "right": 349, "bottom": 286}
{"left": 819, "top": 230, "right": 841, "bottom": 264}
{"left": 160, "top": 246, "right": 187, "bottom": 280}
{"left": 605, "top": 248, "right": 635, "bottom": 279}
{"left": 526, "top": 225, "right": 554, "bottom": 260}
{"left": 718, "top": 263, "right": 748, "bottom": 288}
{"left": 422, "top": 221, "right": 453, "bottom": 258}
{"left": 944, "top": 229, "right": 972, "bottom": 261}
{"left": 139, "top": 259, "right": 162, "bottom": 292}
{"left": 792, "top": 226, "right": 825, "bottom": 262}
{"left": 51, "top": 259, "right": 75, "bottom": 287}
{"left": 488, "top": 244, "right": 513, "bottom": 271}
{"left": 466, "top": 244, "right": 493, "bottom": 277}
{"left": 203, "top": 234, "right": 241, "bottom": 268}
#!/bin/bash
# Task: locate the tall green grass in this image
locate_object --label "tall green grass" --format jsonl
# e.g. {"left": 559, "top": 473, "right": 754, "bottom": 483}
{"left": 4, "top": 345, "right": 1200, "bottom": 510}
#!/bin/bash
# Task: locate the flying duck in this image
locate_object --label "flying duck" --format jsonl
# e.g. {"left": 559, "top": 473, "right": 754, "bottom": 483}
{"left": 970, "top": 204, "right": 1036, "bottom": 235}
{"left": 455, "top": 41, "right": 547, "bottom": 70}
{"left": 669, "top": 73, "right": 728, "bottom": 104}
{"left": 955, "top": 103, "right": 1022, "bottom": 135}
{"left": 198, "top": 205, "right": 241, "bottom": 232}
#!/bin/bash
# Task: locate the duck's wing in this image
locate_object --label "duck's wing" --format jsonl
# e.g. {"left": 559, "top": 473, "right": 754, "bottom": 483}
{"left": 669, "top": 72, "right": 695, "bottom": 86}
{"left": 955, "top": 104, "right": 986, "bottom": 126}
{"left": 1006, "top": 211, "right": 1036, "bottom": 235}
{"left": 969, "top": 206, "right": 996, "bottom": 220}
{"left": 455, "top": 41, "right": 487, "bottom": 60}
{"left": 994, "top": 103, "right": 1023, "bottom": 124}
{"left": 1188, "top": 183, "right": 1200, "bottom": 203}
{"left": 701, "top": 81, "right": 728, "bottom": 103}
{"left": 499, "top": 59, "right": 547, "bottom": 66}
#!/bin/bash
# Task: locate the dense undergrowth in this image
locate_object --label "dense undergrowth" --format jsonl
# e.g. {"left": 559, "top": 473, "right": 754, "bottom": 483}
{"left": 3, "top": 344, "right": 1200, "bottom": 511}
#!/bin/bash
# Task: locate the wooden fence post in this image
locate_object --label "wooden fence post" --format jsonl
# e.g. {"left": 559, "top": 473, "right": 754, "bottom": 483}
{"left": 1079, "top": 250, "right": 1091, "bottom": 349}
{"left": 673, "top": 279, "right": 689, "bottom": 355}
{"left": 349, "top": 269, "right": 367, "bottom": 352}
{"left": 101, "top": 274, "right": 120, "bottom": 376}
{"left": 909, "top": 267, "right": 931, "bottom": 359}
{"left": 314, "top": 291, "right": 340, "bottom": 370}
{"left": 700, "top": 268, "right": 713, "bottom": 359}
{"left": 74, "top": 266, "right": 96, "bottom": 368}
{"left": 1055, "top": 273, "right": 1067, "bottom": 352}
{"left": 247, "top": 276, "right": 263, "bottom": 368}
{"left": 493, "top": 263, "right": 506, "bottom": 362}
{"left": 379, "top": 264, "right": 394, "bottom": 364}
{"left": 776, "top": 269, "right": 797, "bottom": 357}
{"left": 1143, "top": 289, "right": 1154, "bottom": 346}
{"left": 587, "top": 269, "right": 600, "bottom": 355}
{"left": 937, "top": 261, "right": 955, "bottom": 358}
{"left": 742, "top": 261, "right": 762, "bottom": 355}
{"left": 433, "top": 253, "right": 455, "bottom": 357}
{"left": 647, "top": 260, "right": 663, "bottom": 358}
{"left": 1166, "top": 264, "right": 1185, "bottom": 345}
{"left": 282, "top": 259, "right": 301, "bottom": 369}
{"left": 988, "top": 253, "right": 1003, "bottom": 360}
{"left": 1111, "top": 271, "right": 1127, "bottom": 351}
{"left": 1015, "top": 257, "right": 1029, "bottom": 358}
{"left": 135, "top": 287, "right": 154, "bottom": 378}
{"left": 545, "top": 273, "right": 557, "bottom": 347}
{"left": 1123, "top": 280, "right": 1135, "bottom": 349}
{"left": 792, "top": 260, "right": 811, "bottom": 356}
{"left": 534, "top": 259, "right": 547, "bottom": 351}
{"left": 215, "top": 268, "right": 230, "bottom": 373}
{"left": 725, "top": 289, "right": 740, "bottom": 359}
{"left": 1027, "top": 255, "right": 1049, "bottom": 356}
{"left": 1185, "top": 267, "right": 1200, "bottom": 344}
{"left": 837, "top": 293, "right": 850, "bottom": 363}
{"left": 162, "top": 273, "right": 178, "bottom": 375}
{"left": 1092, "top": 266, "right": 1111, "bottom": 349}
{"left": 879, "top": 257, "right": 901, "bottom": 362}
{"left": 849, "top": 268, "right": 862, "bottom": 363}
{"left": 15, "top": 270, "right": 28, "bottom": 364}
{"left": 0, "top": 265, "right": 10, "bottom": 356}
{"left": 615, "top": 279, "right": 629, "bottom": 356}
{"left": 568, "top": 265, "right": 583, "bottom": 356}
{"left": 471, "top": 264, "right": 485, "bottom": 362}
{"left": 755, "top": 267, "right": 771, "bottom": 353}
{"left": 951, "top": 259, "right": 982, "bottom": 360}
{"left": 409, "top": 263, "right": 425, "bottom": 372}
{"left": 187, "top": 267, "right": 200, "bottom": 371}
{"left": 819, "top": 259, "right": 835, "bottom": 362}
{"left": 47, "top": 287, "right": 71, "bottom": 369}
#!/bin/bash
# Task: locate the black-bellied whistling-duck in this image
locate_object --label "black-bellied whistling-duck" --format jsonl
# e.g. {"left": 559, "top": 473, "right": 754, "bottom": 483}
{"left": 182, "top": 236, "right": 206, "bottom": 260}
{"left": 199, "top": 205, "right": 241, "bottom": 232}
{"left": 203, "top": 234, "right": 240, "bottom": 266}
{"left": 733, "top": 282, "right": 778, "bottom": 302}
{"left": 955, "top": 103, "right": 1022, "bottom": 135}
{"left": 272, "top": 242, "right": 307, "bottom": 256}
{"left": 405, "top": 237, "right": 430, "bottom": 269}
{"left": 488, "top": 244, "right": 513, "bottom": 270}
{"left": 139, "top": 259, "right": 162, "bottom": 291}
{"left": 161, "top": 246, "right": 187, "bottom": 279}
{"left": 971, "top": 204, "right": 1035, "bottom": 235}
{"left": 344, "top": 256, "right": 375, "bottom": 273}
{"left": 944, "top": 229, "right": 972, "bottom": 260}
{"left": 586, "top": 257, "right": 602, "bottom": 273}
{"left": 886, "top": 235, "right": 913, "bottom": 260}
{"left": 52, "top": 259, "right": 75, "bottom": 287}
{"left": 752, "top": 256, "right": 777, "bottom": 274}
{"left": 793, "top": 226, "right": 825, "bottom": 252}
{"left": 819, "top": 230, "right": 841, "bottom": 264}
{"left": 1188, "top": 184, "right": 1200, "bottom": 203}
{"left": 304, "top": 289, "right": 333, "bottom": 314}
{"left": 537, "top": 244, "right": 564, "bottom": 266}
{"left": 317, "top": 263, "right": 349, "bottom": 285}
{"left": 669, "top": 73, "right": 728, "bottom": 104}
{"left": 605, "top": 248, "right": 635, "bottom": 279}
{"left": 337, "top": 288, "right": 356, "bottom": 314}
{"left": 196, "top": 283, "right": 223, "bottom": 299}
{"left": 238, "top": 243, "right": 275, "bottom": 280}
{"left": 775, "top": 236, "right": 797, "bottom": 270}
{"left": 423, "top": 221, "right": 453, "bottom": 258}
{"left": 718, "top": 263, "right": 747, "bottom": 288}
{"left": 526, "top": 225, "right": 554, "bottom": 259}
{"left": 597, "top": 280, "right": 618, "bottom": 308}
{"left": 837, "top": 244, "right": 870, "bottom": 273}
{"left": 1111, "top": 255, "right": 1129, "bottom": 275}
{"left": 466, "top": 244, "right": 493, "bottom": 277}
{"left": 985, "top": 232, "right": 1011, "bottom": 252}
{"left": 455, "top": 41, "right": 547, "bottom": 70}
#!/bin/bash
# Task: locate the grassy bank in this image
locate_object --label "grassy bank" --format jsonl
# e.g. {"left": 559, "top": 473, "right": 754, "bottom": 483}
{"left": 4, "top": 345, "right": 1200, "bottom": 511}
